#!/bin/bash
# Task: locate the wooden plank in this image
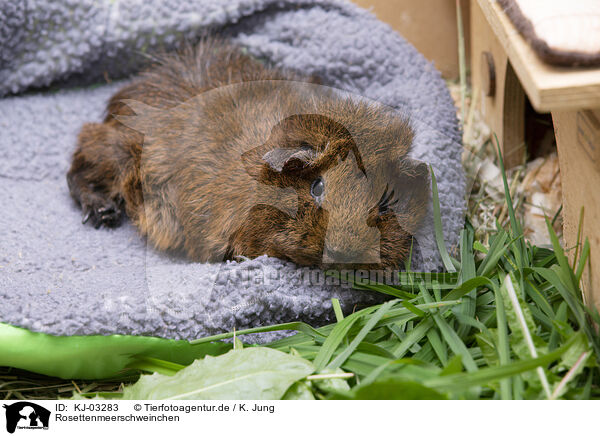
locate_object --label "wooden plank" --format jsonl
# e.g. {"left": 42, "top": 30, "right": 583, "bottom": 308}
{"left": 471, "top": 0, "right": 525, "bottom": 167}
{"left": 552, "top": 109, "right": 600, "bottom": 307}
{"left": 478, "top": 0, "right": 600, "bottom": 113}
{"left": 352, "top": 0, "right": 470, "bottom": 79}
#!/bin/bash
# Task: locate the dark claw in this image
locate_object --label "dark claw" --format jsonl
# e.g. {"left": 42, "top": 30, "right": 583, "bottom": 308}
{"left": 80, "top": 196, "right": 123, "bottom": 229}
{"left": 82, "top": 211, "right": 91, "bottom": 224}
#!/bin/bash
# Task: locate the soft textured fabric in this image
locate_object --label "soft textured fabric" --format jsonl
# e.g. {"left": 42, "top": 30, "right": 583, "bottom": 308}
{"left": 0, "top": 0, "right": 464, "bottom": 341}
{"left": 499, "top": 0, "right": 600, "bottom": 67}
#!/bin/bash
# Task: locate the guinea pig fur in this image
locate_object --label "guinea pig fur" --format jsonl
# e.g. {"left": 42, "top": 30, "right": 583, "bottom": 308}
{"left": 67, "top": 37, "right": 430, "bottom": 270}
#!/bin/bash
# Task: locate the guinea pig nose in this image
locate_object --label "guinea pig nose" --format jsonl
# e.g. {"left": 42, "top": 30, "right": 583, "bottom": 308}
{"left": 323, "top": 245, "right": 356, "bottom": 264}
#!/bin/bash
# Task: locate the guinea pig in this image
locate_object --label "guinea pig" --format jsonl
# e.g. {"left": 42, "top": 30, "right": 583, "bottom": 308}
{"left": 67, "top": 37, "right": 430, "bottom": 270}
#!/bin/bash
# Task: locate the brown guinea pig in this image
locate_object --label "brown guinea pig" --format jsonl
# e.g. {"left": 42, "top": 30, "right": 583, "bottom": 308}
{"left": 66, "top": 37, "right": 430, "bottom": 269}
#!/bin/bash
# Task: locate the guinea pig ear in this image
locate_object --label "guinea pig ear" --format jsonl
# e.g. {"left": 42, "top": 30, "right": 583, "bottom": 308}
{"left": 262, "top": 145, "right": 316, "bottom": 173}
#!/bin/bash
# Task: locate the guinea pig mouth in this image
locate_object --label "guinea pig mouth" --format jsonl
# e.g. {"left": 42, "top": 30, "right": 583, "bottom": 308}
{"left": 321, "top": 245, "right": 381, "bottom": 265}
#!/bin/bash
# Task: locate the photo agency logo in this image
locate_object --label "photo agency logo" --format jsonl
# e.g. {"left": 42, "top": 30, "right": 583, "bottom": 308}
{"left": 110, "top": 80, "right": 476, "bottom": 315}
{"left": 2, "top": 402, "right": 50, "bottom": 433}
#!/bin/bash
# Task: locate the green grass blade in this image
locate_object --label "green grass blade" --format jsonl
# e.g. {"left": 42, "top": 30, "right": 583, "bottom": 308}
{"left": 127, "top": 356, "right": 185, "bottom": 376}
{"left": 575, "top": 238, "right": 590, "bottom": 284}
{"left": 502, "top": 273, "right": 551, "bottom": 398}
{"left": 331, "top": 298, "right": 344, "bottom": 323}
{"left": 191, "top": 322, "right": 326, "bottom": 345}
{"left": 427, "top": 329, "right": 448, "bottom": 366}
{"left": 477, "top": 231, "right": 509, "bottom": 276}
{"left": 494, "top": 134, "right": 521, "bottom": 238}
{"left": 430, "top": 165, "right": 457, "bottom": 272}
{"left": 426, "top": 333, "right": 585, "bottom": 392}
{"left": 456, "top": 226, "right": 477, "bottom": 339}
{"left": 326, "top": 301, "right": 395, "bottom": 370}
{"left": 392, "top": 318, "right": 434, "bottom": 358}
{"left": 545, "top": 217, "right": 578, "bottom": 293}
{"left": 494, "top": 277, "right": 512, "bottom": 399}
{"left": 443, "top": 276, "right": 496, "bottom": 301}
{"left": 313, "top": 309, "right": 374, "bottom": 371}
{"left": 421, "top": 285, "right": 478, "bottom": 372}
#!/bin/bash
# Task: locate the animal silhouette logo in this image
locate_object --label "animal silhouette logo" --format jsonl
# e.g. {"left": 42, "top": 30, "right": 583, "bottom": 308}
{"left": 2, "top": 402, "right": 50, "bottom": 433}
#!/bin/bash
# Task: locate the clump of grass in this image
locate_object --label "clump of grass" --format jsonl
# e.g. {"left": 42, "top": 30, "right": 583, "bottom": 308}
{"left": 0, "top": 367, "right": 137, "bottom": 400}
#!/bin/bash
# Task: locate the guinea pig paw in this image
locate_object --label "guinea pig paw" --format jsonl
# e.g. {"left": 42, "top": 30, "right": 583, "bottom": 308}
{"left": 81, "top": 198, "right": 123, "bottom": 229}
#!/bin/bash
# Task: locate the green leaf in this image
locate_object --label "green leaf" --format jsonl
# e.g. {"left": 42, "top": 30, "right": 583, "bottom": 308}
{"left": 473, "top": 241, "right": 488, "bottom": 254}
{"left": 0, "top": 323, "right": 231, "bottom": 379}
{"left": 310, "top": 368, "right": 352, "bottom": 394}
{"left": 336, "top": 378, "right": 447, "bottom": 400}
{"left": 558, "top": 332, "right": 590, "bottom": 371}
{"left": 282, "top": 381, "right": 315, "bottom": 400}
{"left": 440, "top": 355, "right": 464, "bottom": 376}
{"left": 476, "top": 332, "right": 499, "bottom": 367}
{"left": 499, "top": 274, "right": 548, "bottom": 360}
{"left": 122, "top": 348, "right": 314, "bottom": 400}
{"left": 500, "top": 273, "right": 551, "bottom": 396}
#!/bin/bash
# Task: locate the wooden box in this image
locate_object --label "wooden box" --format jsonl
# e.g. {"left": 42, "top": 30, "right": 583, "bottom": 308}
{"left": 352, "top": 0, "right": 470, "bottom": 80}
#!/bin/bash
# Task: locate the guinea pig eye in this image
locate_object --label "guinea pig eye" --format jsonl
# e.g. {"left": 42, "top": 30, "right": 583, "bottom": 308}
{"left": 310, "top": 177, "right": 325, "bottom": 201}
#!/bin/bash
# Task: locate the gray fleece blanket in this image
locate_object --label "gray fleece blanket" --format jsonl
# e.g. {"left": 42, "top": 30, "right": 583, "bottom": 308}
{"left": 0, "top": 0, "right": 464, "bottom": 341}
